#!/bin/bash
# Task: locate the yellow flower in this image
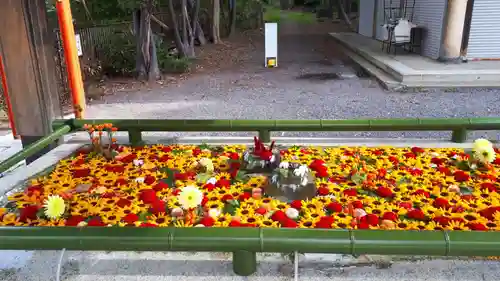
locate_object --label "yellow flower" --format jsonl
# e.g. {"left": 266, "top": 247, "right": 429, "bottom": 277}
{"left": 473, "top": 138, "right": 496, "bottom": 164}
{"left": 43, "top": 195, "right": 66, "bottom": 220}
{"left": 178, "top": 186, "right": 204, "bottom": 209}
{"left": 199, "top": 158, "right": 214, "bottom": 173}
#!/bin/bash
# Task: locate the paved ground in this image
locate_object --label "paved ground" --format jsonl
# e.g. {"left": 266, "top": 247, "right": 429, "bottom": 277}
{"left": 2, "top": 21, "right": 500, "bottom": 281}
{"left": 84, "top": 23, "right": 500, "bottom": 141}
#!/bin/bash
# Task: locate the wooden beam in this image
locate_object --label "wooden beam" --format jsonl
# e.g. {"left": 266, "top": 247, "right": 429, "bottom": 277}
{"left": 0, "top": 0, "right": 61, "bottom": 163}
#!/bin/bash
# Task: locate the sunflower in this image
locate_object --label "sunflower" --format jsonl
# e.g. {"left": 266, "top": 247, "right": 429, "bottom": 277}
{"left": 102, "top": 213, "right": 122, "bottom": 225}
{"left": 298, "top": 218, "right": 316, "bottom": 228}
{"left": 206, "top": 201, "right": 224, "bottom": 210}
{"left": 214, "top": 214, "right": 232, "bottom": 227}
{"left": 236, "top": 208, "right": 255, "bottom": 219}
{"left": 149, "top": 213, "right": 172, "bottom": 227}
{"left": 446, "top": 220, "right": 469, "bottom": 231}
{"left": 258, "top": 218, "right": 278, "bottom": 227}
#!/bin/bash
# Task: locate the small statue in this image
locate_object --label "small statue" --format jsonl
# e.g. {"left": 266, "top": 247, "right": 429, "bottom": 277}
{"left": 241, "top": 136, "right": 280, "bottom": 173}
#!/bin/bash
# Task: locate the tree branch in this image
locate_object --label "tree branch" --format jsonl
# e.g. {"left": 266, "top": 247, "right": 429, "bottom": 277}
{"left": 151, "top": 14, "right": 169, "bottom": 30}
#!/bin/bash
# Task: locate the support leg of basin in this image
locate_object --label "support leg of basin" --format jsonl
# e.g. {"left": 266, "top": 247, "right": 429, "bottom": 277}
{"left": 451, "top": 128, "right": 467, "bottom": 143}
{"left": 232, "top": 250, "right": 257, "bottom": 276}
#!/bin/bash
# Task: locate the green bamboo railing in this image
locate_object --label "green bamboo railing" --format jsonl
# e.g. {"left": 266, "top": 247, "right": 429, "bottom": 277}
{"left": 0, "top": 125, "right": 72, "bottom": 174}
{"left": 52, "top": 117, "right": 500, "bottom": 145}
{"left": 0, "top": 227, "right": 497, "bottom": 275}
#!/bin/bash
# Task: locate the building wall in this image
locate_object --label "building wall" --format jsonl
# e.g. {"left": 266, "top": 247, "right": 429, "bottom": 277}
{"left": 358, "top": 0, "right": 376, "bottom": 37}
{"left": 411, "top": 0, "right": 447, "bottom": 59}
{"left": 467, "top": 0, "right": 500, "bottom": 59}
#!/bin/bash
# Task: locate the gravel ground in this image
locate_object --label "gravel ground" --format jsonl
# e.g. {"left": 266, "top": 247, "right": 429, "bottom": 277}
{"left": 2, "top": 23, "right": 500, "bottom": 281}
{"left": 85, "top": 25, "right": 500, "bottom": 141}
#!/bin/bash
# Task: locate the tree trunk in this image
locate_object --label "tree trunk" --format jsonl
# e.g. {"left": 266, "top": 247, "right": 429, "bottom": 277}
{"left": 335, "top": 0, "right": 355, "bottom": 31}
{"left": 228, "top": 0, "right": 236, "bottom": 36}
{"left": 187, "top": 0, "right": 207, "bottom": 45}
{"left": 134, "top": 2, "right": 160, "bottom": 82}
{"left": 212, "top": 0, "right": 221, "bottom": 43}
{"left": 169, "top": 0, "right": 198, "bottom": 58}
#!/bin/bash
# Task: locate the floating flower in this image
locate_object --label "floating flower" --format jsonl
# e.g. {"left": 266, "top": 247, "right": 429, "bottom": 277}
{"left": 199, "top": 158, "right": 214, "bottom": 173}
{"left": 43, "top": 195, "right": 66, "bottom": 220}
{"left": 285, "top": 208, "right": 299, "bottom": 219}
{"left": 178, "top": 186, "right": 204, "bottom": 209}
{"left": 472, "top": 139, "right": 496, "bottom": 164}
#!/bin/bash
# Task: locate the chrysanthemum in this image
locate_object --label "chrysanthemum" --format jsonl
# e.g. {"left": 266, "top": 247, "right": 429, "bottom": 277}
{"left": 177, "top": 186, "right": 204, "bottom": 209}
{"left": 473, "top": 139, "right": 496, "bottom": 164}
{"left": 43, "top": 195, "right": 66, "bottom": 220}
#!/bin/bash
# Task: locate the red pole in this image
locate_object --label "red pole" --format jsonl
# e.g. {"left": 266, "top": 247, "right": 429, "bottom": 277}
{"left": 56, "top": 0, "right": 86, "bottom": 118}
{"left": 0, "top": 55, "right": 18, "bottom": 138}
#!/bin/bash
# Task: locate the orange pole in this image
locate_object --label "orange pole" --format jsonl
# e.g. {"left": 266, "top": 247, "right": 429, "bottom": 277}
{"left": 0, "top": 55, "right": 18, "bottom": 138}
{"left": 55, "top": 0, "right": 85, "bottom": 118}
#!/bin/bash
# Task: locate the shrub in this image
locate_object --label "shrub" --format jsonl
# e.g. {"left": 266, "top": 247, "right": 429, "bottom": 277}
{"left": 96, "top": 31, "right": 136, "bottom": 76}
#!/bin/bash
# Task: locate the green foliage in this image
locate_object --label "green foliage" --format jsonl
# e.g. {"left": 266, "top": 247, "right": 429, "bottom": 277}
{"left": 156, "top": 40, "right": 192, "bottom": 74}
{"left": 96, "top": 31, "right": 136, "bottom": 76}
{"left": 235, "top": 0, "right": 265, "bottom": 29}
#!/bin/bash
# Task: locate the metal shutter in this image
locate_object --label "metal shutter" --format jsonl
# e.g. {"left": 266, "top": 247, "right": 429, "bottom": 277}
{"left": 467, "top": 0, "right": 500, "bottom": 59}
{"left": 411, "top": 0, "right": 447, "bottom": 59}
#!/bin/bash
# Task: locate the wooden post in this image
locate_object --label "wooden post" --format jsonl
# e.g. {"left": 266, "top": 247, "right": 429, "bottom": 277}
{"left": 0, "top": 0, "right": 61, "bottom": 163}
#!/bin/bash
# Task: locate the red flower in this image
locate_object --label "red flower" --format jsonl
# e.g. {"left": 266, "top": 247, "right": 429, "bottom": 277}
{"left": 229, "top": 220, "right": 241, "bottom": 227}
{"left": 315, "top": 216, "right": 334, "bottom": 228}
{"left": 26, "top": 184, "right": 43, "bottom": 195}
{"left": 343, "top": 188, "right": 357, "bottom": 197}
{"left": 467, "top": 222, "right": 488, "bottom": 231}
{"left": 479, "top": 206, "right": 500, "bottom": 220}
{"left": 65, "top": 215, "right": 86, "bottom": 226}
{"left": 159, "top": 155, "right": 171, "bottom": 162}
{"left": 72, "top": 168, "right": 91, "bottom": 178}
{"left": 381, "top": 211, "right": 398, "bottom": 221}
{"left": 119, "top": 153, "right": 137, "bottom": 163}
{"left": 431, "top": 157, "right": 445, "bottom": 166}
{"left": 453, "top": 170, "right": 470, "bottom": 182}
{"left": 317, "top": 186, "right": 329, "bottom": 196}
{"left": 238, "top": 192, "right": 251, "bottom": 202}
{"left": 203, "top": 183, "right": 216, "bottom": 191}
{"left": 315, "top": 167, "right": 329, "bottom": 178}
{"left": 149, "top": 200, "right": 166, "bottom": 214}
{"left": 256, "top": 207, "right": 267, "bottom": 215}
{"left": 407, "top": 209, "right": 426, "bottom": 221}
{"left": 19, "top": 205, "right": 40, "bottom": 222}
{"left": 376, "top": 186, "right": 393, "bottom": 198}
{"left": 115, "top": 178, "right": 128, "bottom": 186}
{"left": 352, "top": 200, "right": 363, "bottom": 209}
{"left": 221, "top": 194, "right": 234, "bottom": 202}
{"left": 153, "top": 181, "right": 170, "bottom": 192}
{"left": 199, "top": 216, "right": 215, "bottom": 227}
{"left": 116, "top": 198, "right": 131, "bottom": 208}
{"left": 139, "top": 189, "right": 158, "bottom": 204}
{"left": 144, "top": 175, "right": 156, "bottom": 185}
{"left": 122, "top": 213, "right": 139, "bottom": 224}
{"left": 271, "top": 210, "right": 287, "bottom": 222}
{"left": 437, "top": 166, "right": 451, "bottom": 176}
{"left": 433, "top": 197, "right": 451, "bottom": 209}
{"left": 480, "top": 182, "right": 497, "bottom": 192}
{"left": 88, "top": 217, "right": 106, "bottom": 227}
{"left": 412, "top": 189, "right": 430, "bottom": 198}
{"left": 216, "top": 178, "right": 231, "bottom": 188}
{"left": 433, "top": 216, "right": 450, "bottom": 226}
{"left": 364, "top": 214, "right": 379, "bottom": 226}
{"left": 290, "top": 200, "right": 302, "bottom": 209}
{"left": 399, "top": 201, "right": 413, "bottom": 209}
{"left": 411, "top": 147, "right": 425, "bottom": 154}
{"left": 309, "top": 159, "right": 325, "bottom": 170}
{"left": 357, "top": 221, "right": 370, "bottom": 229}
{"left": 326, "top": 202, "right": 343, "bottom": 213}
{"left": 372, "top": 149, "right": 384, "bottom": 156}
{"left": 388, "top": 156, "right": 399, "bottom": 164}
{"left": 139, "top": 222, "right": 158, "bottom": 227}
{"left": 281, "top": 218, "right": 298, "bottom": 228}
{"left": 404, "top": 152, "right": 416, "bottom": 158}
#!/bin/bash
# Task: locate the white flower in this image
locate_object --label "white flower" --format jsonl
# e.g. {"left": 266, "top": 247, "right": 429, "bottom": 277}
{"left": 206, "top": 177, "right": 217, "bottom": 185}
{"left": 77, "top": 221, "right": 88, "bottom": 227}
{"left": 208, "top": 208, "right": 221, "bottom": 218}
{"left": 353, "top": 208, "right": 367, "bottom": 218}
{"left": 133, "top": 159, "right": 144, "bottom": 166}
{"left": 270, "top": 154, "right": 276, "bottom": 163}
{"left": 135, "top": 177, "right": 145, "bottom": 183}
{"left": 195, "top": 224, "right": 205, "bottom": 227}
{"left": 279, "top": 161, "right": 290, "bottom": 169}
{"left": 178, "top": 185, "right": 204, "bottom": 209}
{"left": 473, "top": 146, "right": 496, "bottom": 164}
{"left": 287, "top": 184, "right": 299, "bottom": 192}
{"left": 472, "top": 138, "right": 496, "bottom": 164}
{"left": 429, "top": 164, "right": 437, "bottom": 168}
{"left": 171, "top": 207, "right": 184, "bottom": 217}
{"left": 293, "top": 165, "right": 309, "bottom": 178}
{"left": 300, "top": 176, "right": 309, "bottom": 186}
{"left": 285, "top": 208, "right": 299, "bottom": 219}
{"left": 199, "top": 158, "right": 214, "bottom": 173}
{"left": 260, "top": 160, "right": 266, "bottom": 167}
